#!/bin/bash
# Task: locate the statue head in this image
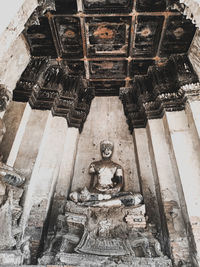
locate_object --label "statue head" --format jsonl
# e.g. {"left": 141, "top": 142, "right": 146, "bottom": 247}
{"left": 100, "top": 140, "right": 114, "bottom": 159}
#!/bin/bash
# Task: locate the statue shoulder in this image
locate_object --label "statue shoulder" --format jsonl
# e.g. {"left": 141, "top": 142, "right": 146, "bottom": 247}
{"left": 88, "top": 160, "right": 100, "bottom": 173}
{"left": 112, "top": 162, "right": 123, "bottom": 176}
{"left": 111, "top": 161, "right": 123, "bottom": 169}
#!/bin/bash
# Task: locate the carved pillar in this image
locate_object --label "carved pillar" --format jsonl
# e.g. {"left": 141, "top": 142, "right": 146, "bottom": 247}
{"left": 133, "top": 128, "right": 163, "bottom": 243}
{"left": 182, "top": 83, "right": 200, "bottom": 141}
{"left": 147, "top": 118, "right": 194, "bottom": 266}
{"left": 133, "top": 128, "right": 162, "bottom": 242}
{"left": 12, "top": 109, "right": 49, "bottom": 182}
{"left": 165, "top": 110, "right": 200, "bottom": 266}
{"left": 20, "top": 113, "right": 68, "bottom": 263}
{"left": 0, "top": 102, "right": 27, "bottom": 163}
{"left": 164, "top": 82, "right": 200, "bottom": 265}
{"left": 189, "top": 30, "right": 200, "bottom": 80}
{"left": 49, "top": 127, "right": 79, "bottom": 230}
{"left": 6, "top": 104, "right": 32, "bottom": 167}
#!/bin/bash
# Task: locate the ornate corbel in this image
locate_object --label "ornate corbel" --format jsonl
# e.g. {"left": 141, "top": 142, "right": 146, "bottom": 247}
{"left": 119, "top": 86, "right": 147, "bottom": 132}
{"left": 120, "top": 54, "right": 199, "bottom": 132}
{"left": 14, "top": 58, "right": 94, "bottom": 132}
{"left": 14, "top": 57, "right": 49, "bottom": 102}
{"left": 66, "top": 82, "right": 95, "bottom": 132}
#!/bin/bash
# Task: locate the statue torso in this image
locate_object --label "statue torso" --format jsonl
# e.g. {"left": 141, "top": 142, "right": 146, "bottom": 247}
{"left": 90, "top": 160, "right": 122, "bottom": 192}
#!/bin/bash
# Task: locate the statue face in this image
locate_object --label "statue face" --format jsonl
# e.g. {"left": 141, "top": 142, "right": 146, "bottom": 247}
{"left": 100, "top": 141, "right": 113, "bottom": 159}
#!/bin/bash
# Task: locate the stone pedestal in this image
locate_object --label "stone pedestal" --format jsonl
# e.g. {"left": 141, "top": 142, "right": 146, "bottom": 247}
{"left": 57, "top": 253, "right": 172, "bottom": 267}
{"left": 39, "top": 201, "right": 170, "bottom": 266}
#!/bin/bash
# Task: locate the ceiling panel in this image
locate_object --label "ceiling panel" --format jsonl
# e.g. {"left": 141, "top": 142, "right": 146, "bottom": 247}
{"left": 130, "top": 60, "right": 155, "bottom": 78}
{"left": 83, "top": 0, "right": 133, "bottom": 13}
{"left": 136, "top": 0, "right": 166, "bottom": 12}
{"left": 61, "top": 60, "right": 85, "bottom": 76}
{"left": 159, "top": 15, "right": 196, "bottom": 56}
{"left": 54, "top": 16, "right": 83, "bottom": 58}
{"left": 89, "top": 60, "right": 127, "bottom": 79}
{"left": 85, "top": 16, "right": 131, "bottom": 57}
{"left": 90, "top": 80, "right": 125, "bottom": 96}
{"left": 26, "top": 17, "right": 57, "bottom": 57}
{"left": 54, "top": 0, "right": 77, "bottom": 14}
{"left": 133, "top": 16, "right": 164, "bottom": 57}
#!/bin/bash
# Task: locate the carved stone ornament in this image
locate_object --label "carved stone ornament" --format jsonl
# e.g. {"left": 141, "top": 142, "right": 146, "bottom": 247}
{"left": 120, "top": 54, "right": 199, "bottom": 132}
{"left": 13, "top": 58, "right": 95, "bottom": 132}
{"left": 0, "top": 163, "right": 26, "bottom": 265}
{"left": 39, "top": 141, "right": 171, "bottom": 266}
{"left": 39, "top": 201, "right": 171, "bottom": 266}
{"left": 0, "top": 85, "right": 12, "bottom": 112}
{"left": 181, "top": 82, "right": 200, "bottom": 101}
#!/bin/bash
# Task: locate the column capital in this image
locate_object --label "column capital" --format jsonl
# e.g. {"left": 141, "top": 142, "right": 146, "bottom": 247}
{"left": 120, "top": 54, "right": 199, "bottom": 132}
{"left": 13, "top": 57, "right": 95, "bottom": 132}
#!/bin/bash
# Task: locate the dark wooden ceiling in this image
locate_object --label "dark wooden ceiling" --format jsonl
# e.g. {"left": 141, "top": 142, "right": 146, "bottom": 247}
{"left": 24, "top": 0, "right": 196, "bottom": 96}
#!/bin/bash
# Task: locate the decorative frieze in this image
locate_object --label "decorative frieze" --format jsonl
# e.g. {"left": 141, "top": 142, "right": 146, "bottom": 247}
{"left": 181, "top": 82, "right": 200, "bottom": 101}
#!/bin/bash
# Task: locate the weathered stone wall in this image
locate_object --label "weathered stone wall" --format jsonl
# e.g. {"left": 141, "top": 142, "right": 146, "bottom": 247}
{"left": 0, "top": 0, "right": 37, "bottom": 61}
{"left": 72, "top": 97, "right": 141, "bottom": 194}
{"left": 0, "top": 34, "right": 30, "bottom": 92}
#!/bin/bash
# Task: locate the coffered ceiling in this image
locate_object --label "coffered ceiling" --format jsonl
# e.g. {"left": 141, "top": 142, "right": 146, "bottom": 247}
{"left": 24, "top": 0, "right": 196, "bottom": 96}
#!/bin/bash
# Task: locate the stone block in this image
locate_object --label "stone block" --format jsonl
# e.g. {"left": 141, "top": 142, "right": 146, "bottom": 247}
{"left": 0, "top": 250, "right": 23, "bottom": 265}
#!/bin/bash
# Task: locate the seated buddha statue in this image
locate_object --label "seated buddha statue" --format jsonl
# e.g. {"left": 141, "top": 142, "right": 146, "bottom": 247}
{"left": 69, "top": 140, "right": 143, "bottom": 207}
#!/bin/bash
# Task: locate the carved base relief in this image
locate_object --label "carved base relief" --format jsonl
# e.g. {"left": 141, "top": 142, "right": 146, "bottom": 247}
{"left": 0, "top": 163, "right": 26, "bottom": 265}
{"left": 39, "top": 201, "right": 170, "bottom": 266}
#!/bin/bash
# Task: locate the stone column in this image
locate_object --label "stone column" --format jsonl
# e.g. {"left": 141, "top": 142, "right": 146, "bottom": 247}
{"left": 181, "top": 83, "right": 200, "bottom": 143}
{"left": 20, "top": 113, "right": 68, "bottom": 263}
{"left": 189, "top": 29, "right": 200, "bottom": 80}
{"left": 165, "top": 110, "right": 200, "bottom": 266}
{"left": 12, "top": 109, "right": 49, "bottom": 190}
{"left": 49, "top": 127, "right": 79, "bottom": 230}
{"left": 1, "top": 103, "right": 31, "bottom": 164}
{"left": 147, "top": 118, "right": 193, "bottom": 266}
{"left": 133, "top": 128, "right": 162, "bottom": 241}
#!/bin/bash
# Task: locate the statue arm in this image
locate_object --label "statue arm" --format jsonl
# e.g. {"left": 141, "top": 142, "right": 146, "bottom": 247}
{"left": 88, "top": 163, "right": 96, "bottom": 191}
{"left": 111, "top": 167, "right": 123, "bottom": 193}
